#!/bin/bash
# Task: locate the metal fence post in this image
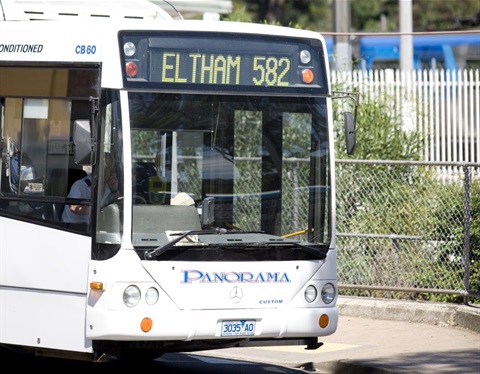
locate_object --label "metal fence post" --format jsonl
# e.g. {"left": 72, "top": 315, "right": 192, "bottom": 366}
{"left": 463, "top": 165, "right": 471, "bottom": 305}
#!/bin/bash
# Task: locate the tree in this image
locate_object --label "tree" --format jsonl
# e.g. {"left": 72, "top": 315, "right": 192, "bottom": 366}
{"left": 350, "top": 0, "right": 480, "bottom": 32}
{"left": 232, "top": 0, "right": 332, "bottom": 30}
{"left": 231, "top": 0, "right": 480, "bottom": 32}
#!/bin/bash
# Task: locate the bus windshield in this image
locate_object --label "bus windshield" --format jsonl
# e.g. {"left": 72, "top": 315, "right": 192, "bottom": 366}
{"left": 129, "top": 92, "right": 331, "bottom": 255}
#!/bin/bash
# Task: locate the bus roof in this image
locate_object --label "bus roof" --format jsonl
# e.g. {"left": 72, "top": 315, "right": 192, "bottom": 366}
{"left": 0, "top": 0, "right": 173, "bottom": 21}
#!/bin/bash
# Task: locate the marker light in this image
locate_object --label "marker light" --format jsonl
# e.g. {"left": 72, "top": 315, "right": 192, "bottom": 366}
{"left": 90, "top": 281, "right": 104, "bottom": 291}
{"left": 125, "top": 61, "right": 138, "bottom": 78}
{"left": 145, "top": 287, "right": 159, "bottom": 305}
{"left": 319, "top": 314, "right": 329, "bottom": 328}
{"left": 300, "top": 49, "right": 311, "bottom": 64}
{"left": 123, "top": 285, "right": 141, "bottom": 307}
{"left": 124, "top": 41, "right": 136, "bottom": 57}
{"left": 141, "top": 317, "right": 153, "bottom": 333}
{"left": 302, "top": 68, "right": 314, "bottom": 84}
{"left": 321, "top": 283, "right": 336, "bottom": 304}
{"left": 304, "top": 285, "right": 318, "bottom": 303}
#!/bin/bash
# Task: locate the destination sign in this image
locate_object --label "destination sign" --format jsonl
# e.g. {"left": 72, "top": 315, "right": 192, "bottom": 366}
{"left": 120, "top": 31, "right": 327, "bottom": 93}
{"left": 153, "top": 51, "right": 291, "bottom": 87}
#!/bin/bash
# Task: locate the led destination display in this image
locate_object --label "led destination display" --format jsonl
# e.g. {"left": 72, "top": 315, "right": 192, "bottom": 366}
{"left": 121, "top": 31, "right": 327, "bottom": 93}
{"left": 155, "top": 51, "right": 291, "bottom": 87}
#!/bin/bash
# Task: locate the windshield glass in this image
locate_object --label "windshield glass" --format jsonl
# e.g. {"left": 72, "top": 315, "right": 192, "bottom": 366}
{"left": 129, "top": 92, "right": 330, "bottom": 250}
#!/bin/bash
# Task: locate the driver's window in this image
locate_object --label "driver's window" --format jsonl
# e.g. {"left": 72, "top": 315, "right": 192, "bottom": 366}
{"left": 95, "top": 98, "right": 123, "bottom": 253}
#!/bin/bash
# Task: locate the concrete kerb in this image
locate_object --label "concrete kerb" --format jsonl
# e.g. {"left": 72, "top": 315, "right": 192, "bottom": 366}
{"left": 337, "top": 296, "right": 480, "bottom": 334}
{"left": 311, "top": 361, "right": 417, "bottom": 374}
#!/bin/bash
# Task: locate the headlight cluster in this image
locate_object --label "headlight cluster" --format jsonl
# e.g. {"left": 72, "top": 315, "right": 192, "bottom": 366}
{"left": 304, "top": 283, "right": 336, "bottom": 304}
{"left": 123, "top": 285, "right": 159, "bottom": 307}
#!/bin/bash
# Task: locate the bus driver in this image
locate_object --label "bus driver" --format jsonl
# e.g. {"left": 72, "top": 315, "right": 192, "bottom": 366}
{"left": 61, "top": 152, "right": 120, "bottom": 223}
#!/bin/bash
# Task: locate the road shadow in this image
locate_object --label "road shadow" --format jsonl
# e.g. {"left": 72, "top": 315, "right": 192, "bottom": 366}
{"left": 325, "top": 349, "right": 480, "bottom": 374}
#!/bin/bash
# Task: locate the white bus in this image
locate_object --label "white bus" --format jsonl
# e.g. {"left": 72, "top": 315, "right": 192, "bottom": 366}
{"left": 0, "top": 0, "right": 356, "bottom": 362}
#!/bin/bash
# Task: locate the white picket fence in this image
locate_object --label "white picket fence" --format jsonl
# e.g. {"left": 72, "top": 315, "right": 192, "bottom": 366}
{"left": 331, "top": 68, "right": 480, "bottom": 164}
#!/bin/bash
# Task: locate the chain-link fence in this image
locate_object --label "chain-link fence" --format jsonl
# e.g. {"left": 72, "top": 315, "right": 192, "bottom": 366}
{"left": 336, "top": 159, "right": 480, "bottom": 304}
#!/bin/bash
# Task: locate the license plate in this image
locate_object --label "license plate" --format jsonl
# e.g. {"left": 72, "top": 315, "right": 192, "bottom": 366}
{"left": 221, "top": 320, "right": 256, "bottom": 336}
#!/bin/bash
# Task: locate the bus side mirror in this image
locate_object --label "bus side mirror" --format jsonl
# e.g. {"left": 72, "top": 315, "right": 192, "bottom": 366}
{"left": 344, "top": 112, "right": 356, "bottom": 155}
{"left": 73, "top": 119, "right": 95, "bottom": 165}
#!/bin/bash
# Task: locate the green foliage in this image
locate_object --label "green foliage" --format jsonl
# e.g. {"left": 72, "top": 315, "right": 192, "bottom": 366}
{"left": 412, "top": 0, "right": 480, "bottom": 31}
{"left": 222, "top": 3, "right": 253, "bottom": 22}
{"left": 350, "top": 0, "right": 480, "bottom": 32}
{"left": 350, "top": 0, "right": 395, "bottom": 31}
{"left": 334, "top": 90, "right": 423, "bottom": 161}
{"left": 233, "top": 0, "right": 480, "bottom": 32}
{"left": 355, "top": 100, "right": 422, "bottom": 160}
{"left": 239, "top": 0, "right": 332, "bottom": 30}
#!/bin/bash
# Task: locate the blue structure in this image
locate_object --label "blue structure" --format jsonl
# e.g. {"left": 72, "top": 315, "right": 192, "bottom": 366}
{"left": 325, "top": 34, "right": 480, "bottom": 70}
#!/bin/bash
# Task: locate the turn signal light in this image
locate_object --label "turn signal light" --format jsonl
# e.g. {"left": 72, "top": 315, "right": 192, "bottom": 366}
{"left": 302, "top": 68, "right": 314, "bottom": 84}
{"left": 126, "top": 61, "right": 139, "bottom": 78}
{"left": 319, "top": 314, "right": 329, "bottom": 328}
{"left": 141, "top": 317, "right": 153, "bottom": 332}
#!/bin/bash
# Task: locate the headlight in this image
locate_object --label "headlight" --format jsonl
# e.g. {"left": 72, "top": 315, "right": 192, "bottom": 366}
{"left": 304, "top": 285, "right": 317, "bottom": 303}
{"left": 123, "top": 285, "right": 141, "bottom": 307}
{"left": 124, "top": 41, "right": 136, "bottom": 57}
{"left": 145, "top": 287, "right": 159, "bottom": 305}
{"left": 321, "top": 283, "right": 336, "bottom": 304}
{"left": 300, "top": 49, "right": 311, "bottom": 64}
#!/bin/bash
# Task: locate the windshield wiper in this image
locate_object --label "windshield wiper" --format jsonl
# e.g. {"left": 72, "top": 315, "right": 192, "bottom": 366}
{"left": 144, "top": 228, "right": 226, "bottom": 260}
{"left": 144, "top": 229, "right": 328, "bottom": 260}
{"left": 237, "top": 240, "right": 328, "bottom": 259}
{"left": 288, "top": 242, "right": 329, "bottom": 259}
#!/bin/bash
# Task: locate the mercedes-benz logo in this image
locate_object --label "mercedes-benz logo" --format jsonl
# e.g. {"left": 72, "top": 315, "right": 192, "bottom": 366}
{"left": 229, "top": 286, "right": 243, "bottom": 303}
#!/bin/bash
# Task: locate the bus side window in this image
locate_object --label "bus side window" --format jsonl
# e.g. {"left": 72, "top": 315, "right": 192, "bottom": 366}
{"left": 0, "top": 147, "right": 9, "bottom": 198}
{"left": 0, "top": 99, "right": 26, "bottom": 213}
{"left": 0, "top": 146, "right": 8, "bottom": 208}
{"left": 0, "top": 96, "right": 88, "bottom": 224}
{"left": 19, "top": 99, "right": 50, "bottom": 197}
{"left": 0, "top": 99, "right": 22, "bottom": 197}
